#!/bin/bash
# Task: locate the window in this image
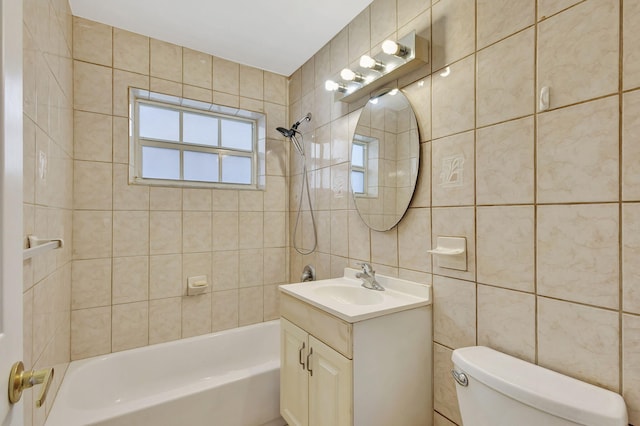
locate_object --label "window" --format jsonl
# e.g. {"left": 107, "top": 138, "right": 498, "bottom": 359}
{"left": 351, "top": 140, "right": 367, "bottom": 194}
{"left": 129, "top": 89, "right": 266, "bottom": 189}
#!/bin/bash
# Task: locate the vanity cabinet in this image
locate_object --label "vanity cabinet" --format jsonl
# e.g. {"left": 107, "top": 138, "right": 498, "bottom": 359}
{"left": 279, "top": 291, "right": 432, "bottom": 426}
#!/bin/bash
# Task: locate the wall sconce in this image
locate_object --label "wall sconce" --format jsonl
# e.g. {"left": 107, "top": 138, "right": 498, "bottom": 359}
{"left": 359, "top": 55, "right": 386, "bottom": 71}
{"left": 325, "top": 31, "right": 429, "bottom": 104}
{"left": 325, "top": 80, "right": 348, "bottom": 93}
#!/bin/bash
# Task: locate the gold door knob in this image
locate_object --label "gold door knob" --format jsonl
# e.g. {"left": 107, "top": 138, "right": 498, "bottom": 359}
{"left": 8, "top": 361, "right": 54, "bottom": 408}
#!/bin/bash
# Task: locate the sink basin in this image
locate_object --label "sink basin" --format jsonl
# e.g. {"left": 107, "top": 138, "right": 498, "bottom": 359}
{"left": 313, "top": 285, "right": 384, "bottom": 305}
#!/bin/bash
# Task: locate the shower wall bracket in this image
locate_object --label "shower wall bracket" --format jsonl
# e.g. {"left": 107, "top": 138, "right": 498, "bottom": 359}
{"left": 328, "top": 31, "right": 429, "bottom": 104}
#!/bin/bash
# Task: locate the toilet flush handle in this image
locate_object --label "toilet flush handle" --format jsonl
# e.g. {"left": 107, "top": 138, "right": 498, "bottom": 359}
{"left": 451, "top": 369, "right": 468, "bottom": 387}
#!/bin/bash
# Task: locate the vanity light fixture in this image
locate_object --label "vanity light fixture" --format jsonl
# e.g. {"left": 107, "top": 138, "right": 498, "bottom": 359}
{"left": 382, "top": 39, "right": 410, "bottom": 57}
{"left": 359, "top": 55, "right": 386, "bottom": 71}
{"left": 324, "top": 80, "right": 348, "bottom": 93}
{"left": 340, "top": 68, "right": 366, "bottom": 83}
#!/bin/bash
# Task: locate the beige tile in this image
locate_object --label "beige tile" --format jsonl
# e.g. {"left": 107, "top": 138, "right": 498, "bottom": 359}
{"left": 113, "top": 211, "right": 149, "bottom": 257}
{"left": 211, "top": 250, "right": 239, "bottom": 291}
{"left": 623, "top": 203, "right": 640, "bottom": 314}
{"left": 113, "top": 28, "right": 149, "bottom": 74}
{"left": 71, "top": 307, "right": 111, "bottom": 360}
{"left": 433, "top": 343, "right": 462, "bottom": 425}
{"left": 348, "top": 210, "right": 371, "bottom": 262}
{"left": 398, "top": 0, "right": 430, "bottom": 29}
{"left": 431, "top": 207, "right": 475, "bottom": 281}
{"left": 301, "top": 58, "right": 315, "bottom": 96}
{"left": 74, "top": 61, "right": 112, "bottom": 114}
{"left": 477, "top": 28, "right": 535, "bottom": 127}
{"left": 183, "top": 211, "right": 212, "bottom": 253}
{"left": 403, "top": 78, "right": 431, "bottom": 142}
{"left": 623, "top": 313, "right": 640, "bottom": 425}
{"left": 538, "top": 0, "right": 583, "bottom": 20}
{"left": 623, "top": 0, "right": 640, "bottom": 90}
{"left": 150, "top": 39, "right": 182, "bottom": 82}
{"left": 538, "top": 0, "right": 619, "bottom": 109}
{"left": 72, "top": 210, "right": 112, "bottom": 259}
{"left": 370, "top": 0, "right": 396, "bottom": 47}
{"left": 398, "top": 207, "right": 431, "bottom": 272}
{"left": 537, "top": 204, "right": 619, "bottom": 309}
{"left": 212, "top": 289, "right": 239, "bottom": 331}
{"left": 289, "top": 69, "right": 302, "bottom": 104}
{"left": 113, "top": 69, "right": 149, "bottom": 117}
{"left": 150, "top": 211, "right": 182, "bottom": 255}
{"left": 211, "top": 211, "right": 239, "bottom": 251}
{"left": 183, "top": 188, "right": 212, "bottom": 211}
{"left": 112, "top": 301, "right": 148, "bottom": 352}
{"left": 150, "top": 187, "right": 182, "bottom": 211}
{"left": 266, "top": 139, "right": 288, "bottom": 177}
{"left": 329, "top": 28, "right": 348, "bottom": 76}
{"left": 537, "top": 96, "right": 619, "bottom": 203}
{"left": 477, "top": 206, "right": 534, "bottom": 292}
{"left": 330, "top": 210, "right": 349, "bottom": 258}
{"left": 150, "top": 77, "right": 182, "bottom": 96}
{"left": 477, "top": 0, "right": 533, "bottom": 49}
{"left": 264, "top": 247, "right": 286, "bottom": 284}
{"left": 411, "top": 142, "right": 432, "bottom": 208}
{"left": 538, "top": 297, "right": 619, "bottom": 391}
{"left": 71, "top": 259, "right": 111, "bottom": 309}
{"left": 238, "top": 212, "right": 263, "bottom": 250}
{"left": 434, "top": 412, "right": 457, "bottom": 426}
{"left": 73, "top": 17, "right": 111, "bottom": 66}
{"left": 348, "top": 7, "right": 371, "bottom": 63}
{"left": 264, "top": 284, "right": 281, "bottom": 321}
{"left": 183, "top": 85, "right": 212, "bottom": 103}
{"left": 23, "top": 287, "right": 33, "bottom": 374}
{"left": 112, "top": 116, "right": 129, "bottom": 164}
{"left": 149, "top": 297, "right": 181, "bottom": 344}
{"left": 478, "top": 285, "right": 535, "bottom": 362}
{"left": 113, "top": 164, "right": 149, "bottom": 211}
{"left": 239, "top": 65, "right": 263, "bottom": 100}
{"left": 73, "top": 160, "right": 112, "bottom": 210}
{"left": 476, "top": 116, "right": 534, "bottom": 205}
{"left": 433, "top": 275, "right": 476, "bottom": 348}
{"left": 182, "top": 293, "right": 212, "bottom": 338}
{"left": 330, "top": 163, "right": 350, "bottom": 210}
{"left": 213, "top": 57, "right": 239, "bottom": 95}
{"left": 264, "top": 72, "right": 286, "bottom": 105}
{"left": 239, "top": 286, "right": 264, "bottom": 326}
{"left": 238, "top": 249, "right": 264, "bottom": 287}
{"left": 149, "top": 254, "right": 182, "bottom": 299}
{"left": 74, "top": 111, "right": 112, "bottom": 162}
{"left": 623, "top": 90, "right": 640, "bottom": 201}
{"left": 432, "top": 55, "right": 475, "bottom": 139}
{"left": 264, "top": 212, "right": 286, "bottom": 248}
{"left": 213, "top": 91, "right": 239, "bottom": 108}
{"left": 432, "top": 131, "right": 474, "bottom": 206}
{"left": 432, "top": 0, "right": 475, "bottom": 70}
{"left": 112, "top": 256, "right": 148, "bottom": 304}
{"left": 182, "top": 253, "right": 211, "bottom": 294}
{"left": 314, "top": 43, "right": 331, "bottom": 92}
{"left": 239, "top": 189, "right": 264, "bottom": 211}
{"left": 183, "top": 48, "right": 212, "bottom": 89}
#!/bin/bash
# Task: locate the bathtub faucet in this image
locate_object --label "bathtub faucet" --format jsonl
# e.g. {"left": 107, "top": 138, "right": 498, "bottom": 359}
{"left": 356, "top": 263, "right": 384, "bottom": 291}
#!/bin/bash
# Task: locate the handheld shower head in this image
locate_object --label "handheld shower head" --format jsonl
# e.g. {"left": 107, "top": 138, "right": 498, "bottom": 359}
{"left": 276, "top": 112, "right": 312, "bottom": 156}
{"left": 276, "top": 127, "right": 294, "bottom": 138}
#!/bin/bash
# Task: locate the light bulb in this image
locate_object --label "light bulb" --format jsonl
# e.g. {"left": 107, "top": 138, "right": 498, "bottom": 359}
{"left": 340, "top": 68, "right": 365, "bottom": 83}
{"left": 382, "top": 39, "right": 410, "bottom": 57}
{"left": 389, "top": 88, "right": 399, "bottom": 96}
{"left": 359, "top": 55, "right": 385, "bottom": 71}
{"left": 324, "top": 80, "right": 346, "bottom": 93}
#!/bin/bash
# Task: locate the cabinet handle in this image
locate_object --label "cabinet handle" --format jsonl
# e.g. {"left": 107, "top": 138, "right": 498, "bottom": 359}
{"left": 299, "top": 342, "right": 306, "bottom": 370}
{"left": 307, "top": 347, "right": 313, "bottom": 376}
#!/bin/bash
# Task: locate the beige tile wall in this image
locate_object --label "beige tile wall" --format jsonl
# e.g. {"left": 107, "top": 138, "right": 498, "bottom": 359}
{"left": 23, "top": 0, "right": 74, "bottom": 424}
{"left": 70, "top": 17, "right": 289, "bottom": 360}
{"left": 288, "top": 0, "right": 640, "bottom": 424}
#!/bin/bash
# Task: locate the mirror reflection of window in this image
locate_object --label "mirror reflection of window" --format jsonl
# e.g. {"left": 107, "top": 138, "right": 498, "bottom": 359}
{"left": 351, "top": 140, "right": 367, "bottom": 195}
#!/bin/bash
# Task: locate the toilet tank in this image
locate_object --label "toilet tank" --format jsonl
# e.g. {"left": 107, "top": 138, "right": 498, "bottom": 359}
{"left": 451, "top": 346, "right": 628, "bottom": 426}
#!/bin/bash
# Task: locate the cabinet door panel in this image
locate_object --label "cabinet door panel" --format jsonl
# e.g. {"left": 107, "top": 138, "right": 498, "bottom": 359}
{"left": 281, "top": 319, "right": 309, "bottom": 426}
{"left": 308, "top": 336, "right": 353, "bottom": 426}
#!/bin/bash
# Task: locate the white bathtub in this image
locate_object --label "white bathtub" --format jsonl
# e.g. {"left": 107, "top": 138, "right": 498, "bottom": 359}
{"left": 46, "top": 320, "right": 284, "bottom": 426}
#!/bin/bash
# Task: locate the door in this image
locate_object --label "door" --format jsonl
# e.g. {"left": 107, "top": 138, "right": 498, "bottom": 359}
{"left": 280, "top": 318, "right": 309, "bottom": 426}
{"left": 308, "top": 336, "right": 352, "bottom": 426}
{"left": 0, "top": 0, "right": 24, "bottom": 424}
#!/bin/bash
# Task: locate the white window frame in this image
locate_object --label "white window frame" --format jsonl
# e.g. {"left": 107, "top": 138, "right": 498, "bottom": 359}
{"left": 129, "top": 88, "right": 266, "bottom": 190}
{"left": 351, "top": 139, "right": 368, "bottom": 195}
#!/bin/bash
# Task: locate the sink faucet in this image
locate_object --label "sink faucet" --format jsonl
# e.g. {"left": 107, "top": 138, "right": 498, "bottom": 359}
{"left": 356, "top": 263, "right": 384, "bottom": 291}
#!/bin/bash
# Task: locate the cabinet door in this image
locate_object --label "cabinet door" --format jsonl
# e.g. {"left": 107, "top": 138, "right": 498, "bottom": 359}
{"left": 281, "top": 318, "right": 309, "bottom": 426}
{"left": 308, "top": 336, "right": 353, "bottom": 426}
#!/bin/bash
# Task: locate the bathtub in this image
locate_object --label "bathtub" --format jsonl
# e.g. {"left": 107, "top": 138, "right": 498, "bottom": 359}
{"left": 46, "top": 320, "right": 284, "bottom": 426}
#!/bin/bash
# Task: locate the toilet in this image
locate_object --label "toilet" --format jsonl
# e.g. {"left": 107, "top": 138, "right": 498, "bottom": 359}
{"left": 451, "top": 346, "right": 628, "bottom": 426}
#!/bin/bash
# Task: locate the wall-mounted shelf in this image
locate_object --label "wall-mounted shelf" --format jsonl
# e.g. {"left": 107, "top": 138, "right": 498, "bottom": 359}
{"left": 23, "top": 235, "right": 63, "bottom": 260}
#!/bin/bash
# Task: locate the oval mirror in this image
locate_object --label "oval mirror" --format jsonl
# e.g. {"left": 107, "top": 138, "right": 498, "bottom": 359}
{"left": 350, "top": 89, "right": 420, "bottom": 231}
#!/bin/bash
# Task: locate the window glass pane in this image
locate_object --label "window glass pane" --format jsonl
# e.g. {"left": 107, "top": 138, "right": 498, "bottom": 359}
{"left": 184, "top": 151, "right": 219, "bottom": 182}
{"left": 221, "top": 119, "right": 252, "bottom": 150}
{"left": 183, "top": 112, "right": 218, "bottom": 146}
{"left": 139, "top": 104, "right": 180, "bottom": 141}
{"left": 222, "top": 155, "right": 252, "bottom": 184}
{"left": 352, "top": 143, "right": 365, "bottom": 167}
{"left": 142, "top": 146, "right": 180, "bottom": 180}
{"left": 351, "top": 171, "right": 365, "bottom": 193}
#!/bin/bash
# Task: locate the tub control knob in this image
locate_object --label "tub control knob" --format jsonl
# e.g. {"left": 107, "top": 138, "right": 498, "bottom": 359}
{"left": 451, "top": 369, "right": 469, "bottom": 387}
{"left": 8, "top": 361, "right": 54, "bottom": 407}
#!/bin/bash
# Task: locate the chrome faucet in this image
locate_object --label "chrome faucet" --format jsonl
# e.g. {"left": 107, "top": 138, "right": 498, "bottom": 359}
{"left": 356, "top": 263, "right": 384, "bottom": 291}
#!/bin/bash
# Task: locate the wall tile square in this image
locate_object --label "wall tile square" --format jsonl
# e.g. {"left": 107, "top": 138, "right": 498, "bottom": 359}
{"left": 183, "top": 48, "right": 212, "bottom": 89}
{"left": 432, "top": 55, "right": 475, "bottom": 139}
{"left": 477, "top": 28, "right": 534, "bottom": 127}
{"left": 477, "top": 285, "right": 535, "bottom": 362}
{"left": 183, "top": 188, "right": 212, "bottom": 211}
{"left": 264, "top": 284, "right": 281, "bottom": 321}
{"left": 477, "top": 0, "right": 534, "bottom": 49}
{"left": 150, "top": 211, "right": 182, "bottom": 255}
{"left": 212, "top": 289, "right": 239, "bottom": 332}
{"left": 432, "top": 131, "right": 474, "bottom": 206}
{"left": 371, "top": 228, "right": 398, "bottom": 267}
{"left": 431, "top": 0, "right": 475, "bottom": 70}
{"left": 113, "top": 164, "right": 149, "bottom": 211}
{"left": 538, "top": 297, "right": 620, "bottom": 391}
{"left": 348, "top": 8, "right": 371, "bottom": 63}
{"left": 623, "top": 313, "right": 640, "bottom": 425}
{"left": 433, "top": 343, "right": 462, "bottom": 425}
{"left": 348, "top": 210, "right": 371, "bottom": 262}
{"left": 183, "top": 211, "right": 212, "bottom": 253}
{"left": 150, "top": 39, "right": 182, "bottom": 82}
{"left": 239, "top": 286, "right": 264, "bottom": 326}
{"left": 73, "top": 160, "right": 112, "bottom": 210}
{"left": 182, "top": 253, "right": 212, "bottom": 295}
{"left": 623, "top": 89, "right": 640, "bottom": 201}
{"left": 212, "top": 250, "right": 239, "bottom": 291}
{"left": 477, "top": 206, "right": 534, "bottom": 292}
{"left": 397, "top": 0, "right": 430, "bottom": 29}
{"left": 112, "top": 116, "right": 129, "bottom": 164}
{"left": 182, "top": 293, "right": 212, "bottom": 338}
{"left": 537, "top": 0, "right": 619, "bottom": 109}
{"left": 537, "top": 0, "right": 585, "bottom": 20}
{"left": 264, "top": 72, "right": 287, "bottom": 105}
{"left": 71, "top": 259, "right": 111, "bottom": 309}
{"left": 398, "top": 207, "right": 431, "bottom": 272}
{"left": 476, "top": 116, "right": 534, "bottom": 205}
{"left": 623, "top": 0, "right": 640, "bottom": 90}
{"left": 74, "top": 111, "right": 112, "bottom": 162}
{"left": 431, "top": 207, "right": 475, "bottom": 281}
{"left": 213, "top": 56, "right": 239, "bottom": 95}
{"left": 239, "top": 249, "right": 264, "bottom": 288}
{"left": 150, "top": 77, "right": 182, "bottom": 96}
{"left": 72, "top": 17, "right": 111, "bottom": 67}
{"left": 238, "top": 212, "right": 263, "bottom": 250}
{"left": 537, "top": 96, "right": 619, "bottom": 203}
{"left": 112, "top": 301, "right": 148, "bottom": 352}
{"left": 239, "top": 65, "right": 263, "bottom": 100}
{"left": 264, "top": 247, "right": 286, "bottom": 284}
{"left": 264, "top": 211, "right": 286, "bottom": 248}
{"left": 370, "top": 0, "right": 396, "bottom": 47}
{"left": 150, "top": 187, "right": 182, "bottom": 211}
{"left": 113, "top": 28, "right": 149, "bottom": 74}
{"left": 183, "top": 85, "right": 212, "bottom": 103}
{"left": 112, "top": 69, "right": 149, "bottom": 117}
{"left": 149, "top": 298, "right": 181, "bottom": 344}
{"left": 623, "top": 203, "right": 640, "bottom": 314}
{"left": 149, "top": 254, "right": 182, "bottom": 299}
{"left": 434, "top": 413, "right": 457, "bottom": 426}
{"left": 72, "top": 210, "right": 112, "bottom": 260}
{"left": 113, "top": 211, "right": 149, "bottom": 257}
{"left": 330, "top": 28, "right": 348, "bottom": 75}
{"left": 71, "top": 307, "right": 111, "bottom": 360}
{"left": 212, "top": 211, "right": 239, "bottom": 251}
{"left": 74, "top": 60, "right": 112, "bottom": 114}
{"left": 239, "top": 189, "right": 264, "bottom": 212}
{"left": 330, "top": 210, "right": 349, "bottom": 258}
{"left": 112, "top": 256, "right": 148, "bottom": 304}
{"left": 433, "top": 275, "right": 476, "bottom": 348}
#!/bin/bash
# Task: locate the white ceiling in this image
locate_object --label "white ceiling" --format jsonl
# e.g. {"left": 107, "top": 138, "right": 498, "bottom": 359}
{"left": 69, "top": 0, "right": 373, "bottom": 77}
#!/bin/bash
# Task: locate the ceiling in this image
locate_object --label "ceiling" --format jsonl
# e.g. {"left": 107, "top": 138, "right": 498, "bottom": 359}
{"left": 69, "top": 0, "right": 373, "bottom": 77}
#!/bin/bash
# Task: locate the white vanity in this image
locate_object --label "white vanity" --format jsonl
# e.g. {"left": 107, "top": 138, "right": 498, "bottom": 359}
{"left": 278, "top": 268, "right": 433, "bottom": 426}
